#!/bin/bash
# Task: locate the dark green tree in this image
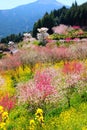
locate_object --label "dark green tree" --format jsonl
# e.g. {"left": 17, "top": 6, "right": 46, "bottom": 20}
{"left": 41, "top": 12, "right": 54, "bottom": 34}
{"left": 1, "top": 33, "right": 23, "bottom": 44}
{"left": 32, "top": 19, "right": 42, "bottom": 37}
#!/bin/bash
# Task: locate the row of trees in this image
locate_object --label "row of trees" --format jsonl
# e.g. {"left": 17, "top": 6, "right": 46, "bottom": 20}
{"left": 32, "top": 1, "right": 87, "bottom": 37}
{"left": 0, "top": 33, "right": 23, "bottom": 44}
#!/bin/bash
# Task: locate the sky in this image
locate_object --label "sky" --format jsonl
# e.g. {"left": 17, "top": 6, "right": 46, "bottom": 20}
{"left": 0, "top": 0, "right": 87, "bottom": 10}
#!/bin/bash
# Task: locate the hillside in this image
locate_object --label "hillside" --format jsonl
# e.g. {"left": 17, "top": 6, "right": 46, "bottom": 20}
{"left": 0, "top": 0, "right": 64, "bottom": 38}
{"left": 32, "top": 2, "right": 87, "bottom": 37}
{"left": 0, "top": 24, "right": 87, "bottom": 129}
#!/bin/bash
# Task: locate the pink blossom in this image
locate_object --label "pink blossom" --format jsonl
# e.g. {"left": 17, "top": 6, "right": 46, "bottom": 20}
{"left": 65, "top": 38, "right": 72, "bottom": 42}
{"left": 17, "top": 71, "right": 56, "bottom": 104}
{"left": 66, "top": 74, "right": 81, "bottom": 86}
{"left": 0, "top": 52, "right": 22, "bottom": 70}
{"left": 0, "top": 94, "right": 16, "bottom": 111}
{"left": 72, "top": 26, "right": 80, "bottom": 29}
{"left": 35, "top": 71, "right": 55, "bottom": 99}
{"left": 73, "top": 38, "right": 80, "bottom": 42}
{"left": 52, "top": 24, "right": 68, "bottom": 34}
{"left": 63, "top": 61, "right": 84, "bottom": 74}
{"left": 78, "top": 31, "right": 84, "bottom": 35}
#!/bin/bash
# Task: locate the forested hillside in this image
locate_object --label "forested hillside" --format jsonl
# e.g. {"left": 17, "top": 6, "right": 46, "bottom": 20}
{"left": 32, "top": 1, "right": 87, "bottom": 37}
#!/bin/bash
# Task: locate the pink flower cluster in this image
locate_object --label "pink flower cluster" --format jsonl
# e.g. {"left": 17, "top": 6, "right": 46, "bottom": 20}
{"left": 63, "top": 61, "right": 84, "bottom": 74}
{"left": 72, "top": 26, "right": 80, "bottom": 29}
{"left": 17, "top": 70, "right": 56, "bottom": 104}
{"left": 65, "top": 38, "right": 72, "bottom": 42}
{"left": 35, "top": 71, "right": 55, "bottom": 99}
{"left": 66, "top": 74, "right": 81, "bottom": 86}
{"left": 52, "top": 24, "right": 68, "bottom": 34}
{"left": 0, "top": 94, "right": 16, "bottom": 111}
{"left": 0, "top": 53, "right": 22, "bottom": 70}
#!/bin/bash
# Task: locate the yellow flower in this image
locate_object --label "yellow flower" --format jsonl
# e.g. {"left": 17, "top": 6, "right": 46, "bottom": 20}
{"left": 0, "top": 106, "right": 4, "bottom": 114}
{"left": 29, "top": 119, "right": 35, "bottom": 130}
{"left": 82, "top": 126, "right": 87, "bottom": 130}
{"left": 35, "top": 108, "right": 43, "bottom": 115}
{"left": 35, "top": 108, "right": 44, "bottom": 125}
{"left": 54, "top": 61, "right": 64, "bottom": 69}
{"left": 30, "top": 119, "right": 35, "bottom": 126}
{"left": 0, "top": 122, "right": 6, "bottom": 129}
{"left": 2, "top": 111, "right": 8, "bottom": 121}
{"left": 38, "top": 116, "right": 44, "bottom": 123}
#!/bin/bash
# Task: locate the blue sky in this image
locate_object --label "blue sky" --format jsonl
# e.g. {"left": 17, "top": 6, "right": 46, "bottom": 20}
{"left": 0, "top": 0, "right": 87, "bottom": 9}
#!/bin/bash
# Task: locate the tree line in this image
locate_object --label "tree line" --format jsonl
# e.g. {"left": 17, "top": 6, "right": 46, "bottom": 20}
{"left": 0, "top": 33, "right": 23, "bottom": 44}
{"left": 32, "top": 1, "right": 87, "bottom": 37}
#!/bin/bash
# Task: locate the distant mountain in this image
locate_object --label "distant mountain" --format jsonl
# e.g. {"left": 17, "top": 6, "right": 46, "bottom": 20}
{"left": 0, "top": 0, "right": 66, "bottom": 38}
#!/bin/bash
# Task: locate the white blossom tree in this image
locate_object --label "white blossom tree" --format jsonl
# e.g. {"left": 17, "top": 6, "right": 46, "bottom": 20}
{"left": 37, "top": 27, "right": 49, "bottom": 45}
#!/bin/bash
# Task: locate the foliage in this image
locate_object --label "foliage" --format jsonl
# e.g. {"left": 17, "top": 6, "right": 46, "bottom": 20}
{"left": 1, "top": 33, "right": 23, "bottom": 44}
{"left": 6, "top": 104, "right": 29, "bottom": 130}
{"left": 32, "top": 12, "right": 54, "bottom": 37}
{"left": 44, "top": 103, "right": 87, "bottom": 130}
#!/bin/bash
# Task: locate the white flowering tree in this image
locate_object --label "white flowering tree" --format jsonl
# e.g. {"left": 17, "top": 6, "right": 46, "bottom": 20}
{"left": 37, "top": 27, "right": 49, "bottom": 45}
{"left": 23, "top": 33, "right": 32, "bottom": 38}
{"left": 23, "top": 33, "right": 32, "bottom": 42}
{"left": 23, "top": 33, "right": 36, "bottom": 43}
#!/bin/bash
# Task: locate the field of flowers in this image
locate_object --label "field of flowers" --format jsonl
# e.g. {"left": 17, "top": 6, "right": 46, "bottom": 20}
{"left": 0, "top": 25, "right": 87, "bottom": 130}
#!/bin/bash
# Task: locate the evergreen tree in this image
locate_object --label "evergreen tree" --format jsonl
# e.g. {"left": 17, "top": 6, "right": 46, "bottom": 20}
{"left": 32, "top": 19, "right": 42, "bottom": 37}
{"left": 32, "top": 2, "right": 87, "bottom": 37}
{"left": 41, "top": 12, "right": 54, "bottom": 34}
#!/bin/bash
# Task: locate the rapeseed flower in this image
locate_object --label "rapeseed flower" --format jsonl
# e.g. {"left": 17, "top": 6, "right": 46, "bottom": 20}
{"left": 2, "top": 111, "right": 8, "bottom": 121}
{"left": 0, "top": 106, "right": 4, "bottom": 114}
{"left": 30, "top": 119, "right": 35, "bottom": 126}
{"left": 82, "top": 126, "right": 87, "bottom": 130}
{"left": 29, "top": 119, "right": 35, "bottom": 130}
{"left": 0, "top": 122, "right": 6, "bottom": 129}
{"left": 35, "top": 108, "right": 43, "bottom": 116}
